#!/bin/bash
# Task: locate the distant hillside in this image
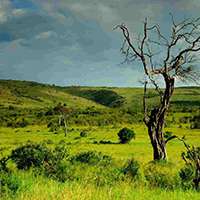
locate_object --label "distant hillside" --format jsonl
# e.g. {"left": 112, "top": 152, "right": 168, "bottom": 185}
{"left": 0, "top": 79, "right": 200, "bottom": 111}
{"left": 0, "top": 79, "right": 200, "bottom": 127}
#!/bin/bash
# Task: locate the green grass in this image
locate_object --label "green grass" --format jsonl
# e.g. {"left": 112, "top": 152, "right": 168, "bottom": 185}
{"left": 0, "top": 124, "right": 199, "bottom": 167}
{"left": 1, "top": 125, "right": 199, "bottom": 199}
{"left": 2, "top": 173, "right": 200, "bottom": 200}
{"left": 0, "top": 80, "right": 200, "bottom": 199}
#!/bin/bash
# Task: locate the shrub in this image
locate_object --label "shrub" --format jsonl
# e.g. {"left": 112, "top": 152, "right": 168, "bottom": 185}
{"left": 40, "top": 145, "right": 69, "bottom": 182}
{"left": 58, "top": 139, "right": 66, "bottom": 145}
{"left": 94, "top": 166, "right": 123, "bottom": 186}
{"left": 43, "top": 160, "right": 74, "bottom": 182}
{"left": 122, "top": 158, "right": 140, "bottom": 180}
{"left": 70, "top": 151, "right": 112, "bottom": 166}
{"left": 10, "top": 143, "right": 52, "bottom": 170}
{"left": 0, "top": 157, "right": 10, "bottom": 172}
{"left": 144, "top": 162, "right": 180, "bottom": 190}
{"left": 118, "top": 128, "right": 135, "bottom": 144}
{"left": 0, "top": 173, "right": 21, "bottom": 195}
{"left": 191, "top": 121, "right": 200, "bottom": 129}
{"left": 179, "top": 165, "right": 195, "bottom": 190}
{"left": 190, "top": 115, "right": 200, "bottom": 129}
{"left": 10, "top": 142, "right": 70, "bottom": 182}
{"left": 8, "top": 105, "right": 15, "bottom": 110}
{"left": 43, "top": 139, "right": 54, "bottom": 145}
{"left": 99, "top": 140, "right": 113, "bottom": 144}
{"left": 80, "top": 131, "right": 88, "bottom": 137}
{"left": 77, "top": 89, "right": 125, "bottom": 108}
{"left": 164, "top": 131, "right": 173, "bottom": 140}
{"left": 47, "top": 121, "right": 59, "bottom": 132}
{"left": 180, "top": 145, "right": 200, "bottom": 190}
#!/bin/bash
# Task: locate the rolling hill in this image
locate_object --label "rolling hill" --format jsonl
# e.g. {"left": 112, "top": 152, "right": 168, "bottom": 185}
{"left": 0, "top": 79, "right": 200, "bottom": 127}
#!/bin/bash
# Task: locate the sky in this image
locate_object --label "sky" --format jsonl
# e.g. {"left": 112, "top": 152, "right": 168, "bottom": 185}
{"left": 0, "top": 0, "right": 200, "bottom": 87}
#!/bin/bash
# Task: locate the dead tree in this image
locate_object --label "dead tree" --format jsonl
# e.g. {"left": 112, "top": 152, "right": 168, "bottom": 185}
{"left": 56, "top": 104, "right": 72, "bottom": 137}
{"left": 115, "top": 15, "right": 200, "bottom": 160}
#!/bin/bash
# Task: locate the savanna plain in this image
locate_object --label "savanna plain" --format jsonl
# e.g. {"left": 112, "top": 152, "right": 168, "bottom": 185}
{"left": 0, "top": 80, "right": 199, "bottom": 200}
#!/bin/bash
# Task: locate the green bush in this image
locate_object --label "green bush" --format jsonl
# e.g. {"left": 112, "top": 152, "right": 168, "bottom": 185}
{"left": 99, "top": 140, "right": 113, "bottom": 144}
{"left": 190, "top": 115, "right": 200, "bottom": 129}
{"left": 94, "top": 166, "right": 123, "bottom": 186}
{"left": 118, "top": 128, "right": 136, "bottom": 144}
{"left": 17, "top": 118, "right": 29, "bottom": 128}
{"left": 80, "top": 131, "right": 88, "bottom": 137}
{"left": 47, "top": 121, "right": 59, "bottom": 132}
{"left": 122, "top": 158, "right": 140, "bottom": 180}
{"left": 43, "top": 160, "right": 74, "bottom": 182}
{"left": 179, "top": 165, "right": 195, "bottom": 190}
{"left": 164, "top": 131, "right": 173, "bottom": 140}
{"left": 42, "top": 145, "right": 69, "bottom": 182}
{"left": 144, "top": 162, "right": 180, "bottom": 190}
{"left": 10, "top": 142, "right": 70, "bottom": 182}
{"left": 10, "top": 142, "right": 53, "bottom": 170}
{"left": 180, "top": 145, "right": 200, "bottom": 190}
{"left": 70, "top": 151, "right": 112, "bottom": 166}
{"left": 0, "top": 173, "right": 21, "bottom": 195}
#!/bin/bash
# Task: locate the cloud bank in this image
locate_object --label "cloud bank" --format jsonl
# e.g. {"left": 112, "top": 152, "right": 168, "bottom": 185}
{"left": 0, "top": 0, "right": 199, "bottom": 86}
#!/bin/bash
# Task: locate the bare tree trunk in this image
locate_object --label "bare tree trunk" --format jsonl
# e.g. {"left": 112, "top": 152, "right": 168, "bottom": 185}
{"left": 63, "top": 115, "right": 67, "bottom": 137}
{"left": 147, "top": 121, "right": 167, "bottom": 160}
{"left": 147, "top": 74, "right": 175, "bottom": 160}
{"left": 116, "top": 16, "right": 200, "bottom": 161}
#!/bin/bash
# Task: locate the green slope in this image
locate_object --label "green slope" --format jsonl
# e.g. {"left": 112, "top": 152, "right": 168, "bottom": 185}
{"left": 1, "top": 79, "right": 200, "bottom": 111}
{"left": 0, "top": 79, "right": 200, "bottom": 127}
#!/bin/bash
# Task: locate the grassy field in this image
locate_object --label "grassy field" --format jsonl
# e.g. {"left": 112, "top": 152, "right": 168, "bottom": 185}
{"left": 0, "top": 80, "right": 200, "bottom": 199}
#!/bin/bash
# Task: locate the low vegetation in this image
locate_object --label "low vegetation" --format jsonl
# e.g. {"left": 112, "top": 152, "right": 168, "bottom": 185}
{"left": 118, "top": 127, "right": 136, "bottom": 144}
{"left": 0, "top": 80, "right": 200, "bottom": 199}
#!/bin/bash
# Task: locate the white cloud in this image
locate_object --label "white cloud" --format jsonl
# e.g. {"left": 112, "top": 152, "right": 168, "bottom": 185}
{"left": 0, "top": 0, "right": 11, "bottom": 23}
{"left": 33, "top": 0, "right": 163, "bottom": 32}
{"left": 35, "top": 31, "right": 57, "bottom": 40}
{"left": 12, "top": 9, "right": 27, "bottom": 17}
{"left": 0, "top": 1, "right": 27, "bottom": 23}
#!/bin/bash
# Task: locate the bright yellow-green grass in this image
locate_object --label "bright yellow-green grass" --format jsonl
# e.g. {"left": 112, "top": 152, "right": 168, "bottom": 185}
{"left": 0, "top": 124, "right": 200, "bottom": 199}
{"left": 7, "top": 178, "right": 200, "bottom": 200}
{"left": 1, "top": 124, "right": 199, "bottom": 165}
{"left": 0, "top": 80, "right": 200, "bottom": 199}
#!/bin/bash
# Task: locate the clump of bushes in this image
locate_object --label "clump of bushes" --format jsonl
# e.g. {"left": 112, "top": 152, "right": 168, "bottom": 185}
{"left": 122, "top": 158, "right": 140, "bottom": 180}
{"left": 10, "top": 142, "right": 53, "bottom": 170}
{"left": 0, "top": 173, "right": 22, "bottom": 195}
{"left": 118, "top": 127, "right": 136, "bottom": 144}
{"left": 75, "top": 89, "right": 125, "bottom": 108}
{"left": 99, "top": 140, "right": 113, "bottom": 144}
{"left": 10, "top": 142, "right": 70, "bottom": 182}
{"left": 70, "top": 151, "right": 112, "bottom": 166}
{"left": 6, "top": 118, "right": 29, "bottom": 128}
{"left": 144, "top": 161, "right": 180, "bottom": 190}
{"left": 47, "top": 121, "right": 59, "bottom": 132}
{"left": 190, "top": 115, "right": 200, "bottom": 129}
{"left": 94, "top": 166, "right": 123, "bottom": 186}
{"left": 42, "top": 145, "right": 70, "bottom": 182}
{"left": 179, "top": 145, "right": 200, "bottom": 190}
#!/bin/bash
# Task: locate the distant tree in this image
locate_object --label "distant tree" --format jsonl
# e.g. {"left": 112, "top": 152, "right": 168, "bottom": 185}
{"left": 115, "top": 15, "right": 200, "bottom": 160}
{"left": 54, "top": 103, "right": 72, "bottom": 137}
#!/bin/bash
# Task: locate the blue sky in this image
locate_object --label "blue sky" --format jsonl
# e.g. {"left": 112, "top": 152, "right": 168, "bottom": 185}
{"left": 0, "top": 0, "right": 199, "bottom": 86}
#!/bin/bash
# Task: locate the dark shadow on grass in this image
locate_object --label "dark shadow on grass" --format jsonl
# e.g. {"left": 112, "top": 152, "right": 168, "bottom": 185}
{"left": 93, "top": 140, "right": 119, "bottom": 144}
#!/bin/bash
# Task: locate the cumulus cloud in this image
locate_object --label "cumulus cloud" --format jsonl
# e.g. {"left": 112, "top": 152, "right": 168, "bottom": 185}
{"left": 35, "top": 31, "right": 57, "bottom": 40}
{"left": 12, "top": 8, "right": 27, "bottom": 16}
{"left": 0, "top": 0, "right": 199, "bottom": 86}
{"left": 0, "top": 0, "right": 12, "bottom": 23}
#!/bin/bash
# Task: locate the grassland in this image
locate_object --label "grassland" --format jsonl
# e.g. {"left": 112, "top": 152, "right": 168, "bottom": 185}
{"left": 0, "top": 80, "right": 200, "bottom": 199}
